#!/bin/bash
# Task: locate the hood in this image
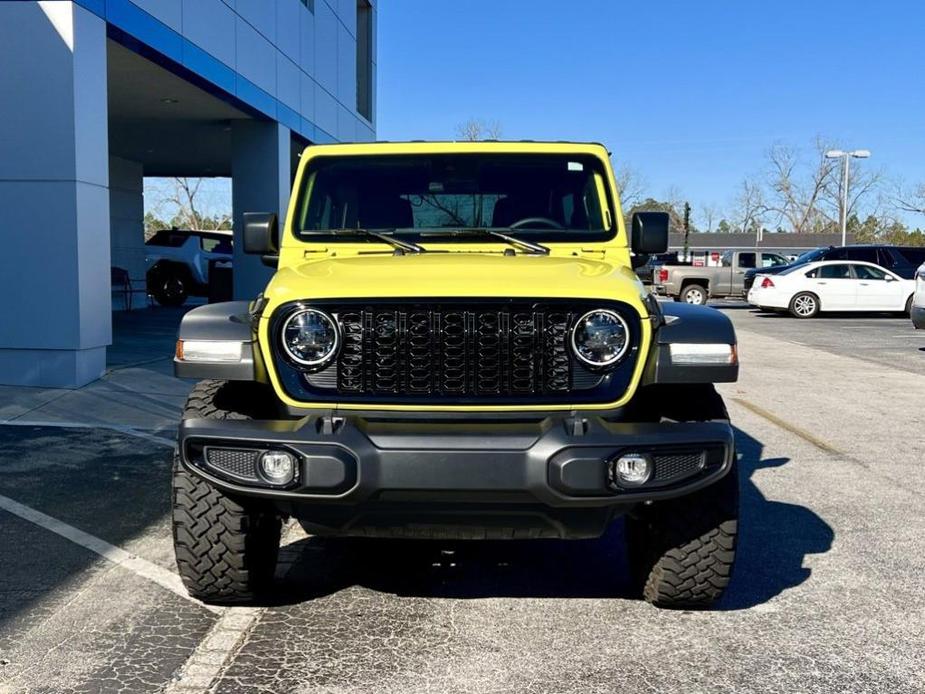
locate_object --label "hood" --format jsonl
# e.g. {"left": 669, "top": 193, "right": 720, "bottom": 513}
{"left": 263, "top": 252, "right": 647, "bottom": 307}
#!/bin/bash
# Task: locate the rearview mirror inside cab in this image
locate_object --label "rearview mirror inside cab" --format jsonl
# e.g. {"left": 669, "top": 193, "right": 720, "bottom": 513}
{"left": 631, "top": 211, "right": 670, "bottom": 255}
{"left": 243, "top": 212, "right": 279, "bottom": 267}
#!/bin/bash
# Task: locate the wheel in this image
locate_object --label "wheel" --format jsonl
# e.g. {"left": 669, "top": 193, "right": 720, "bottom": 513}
{"left": 789, "top": 292, "right": 819, "bottom": 318}
{"left": 625, "top": 384, "right": 737, "bottom": 608}
{"left": 905, "top": 294, "right": 914, "bottom": 316}
{"left": 172, "top": 380, "right": 282, "bottom": 603}
{"left": 626, "top": 459, "right": 738, "bottom": 609}
{"left": 680, "top": 284, "right": 708, "bottom": 305}
{"left": 150, "top": 267, "right": 189, "bottom": 307}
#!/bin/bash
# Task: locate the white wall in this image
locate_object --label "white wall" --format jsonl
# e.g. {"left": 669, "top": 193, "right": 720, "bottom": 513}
{"left": 0, "top": 2, "right": 110, "bottom": 386}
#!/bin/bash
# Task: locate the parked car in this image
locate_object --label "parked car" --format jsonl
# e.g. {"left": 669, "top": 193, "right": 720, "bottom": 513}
{"left": 748, "top": 260, "right": 916, "bottom": 318}
{"left": 171, "top": 140, "right": 742, "bottom": 609}
{"left": 742, "top": 245, "right": 925, "bottom": 297}
{"left": 145, "top": 229, "right": 233, "bottom": 306}
{"left": 912, "top": 262, "right": 925, "bottom": 329}
{"left": 653, "top": 249, "right": 790, "bottom": 304}
{"left": 634, "top": 251, "right": 681, "bottom": 284}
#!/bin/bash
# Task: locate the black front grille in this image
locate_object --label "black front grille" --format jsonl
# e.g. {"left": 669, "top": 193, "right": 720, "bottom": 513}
{"left": 274, "top": 299, "right": 641, "bottom": 406}
{"left": 334, "top": 305, "right": 575, "bottom": 398}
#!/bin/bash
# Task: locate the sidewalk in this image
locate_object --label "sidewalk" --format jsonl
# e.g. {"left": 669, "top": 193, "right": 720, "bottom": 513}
{"left": 0, "top": 306, "right": 195, "bottom": 434}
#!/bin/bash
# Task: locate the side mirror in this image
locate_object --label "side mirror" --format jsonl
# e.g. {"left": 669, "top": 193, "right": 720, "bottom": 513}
{"left": 885, "top": 274, "right": 897, "bottom": 282}
{"left": 631, "top": 211, "right": 670, "bottom": 255}
{"left": 243, "top": 212, "right": 279, "bottom": 267}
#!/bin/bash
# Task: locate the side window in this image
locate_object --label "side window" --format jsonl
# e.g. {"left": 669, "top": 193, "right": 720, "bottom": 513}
{"left": 846, "top": 248, "right": 878, "bottom": 263}
{"left": 825, "top": 247, "right": 847, "bottom": 261}
{"left": 201, "top": 237, "right": 221, "bottom": 253}
{"left": 897, "top": 248, "right": 925, "bottom": 266}
{"left": 720, "top": 251, "right": 732, "bottom": 267}
{"left": 760, "top": 253, "right": 786, "bottom": 267}
{"left": 877, "top": 249, "right": 897, "bottom": 268}
{"left": 738, "top": 252, "right": 756, "bottom": 269}
{"left": 804, "top": 268, "right": 819, "bottom": 278}
{"left": 853, "top": 264, "right": 887, "bottom": 280}
{"left": 818, "top": 264, "right": 851, "bottom": 279}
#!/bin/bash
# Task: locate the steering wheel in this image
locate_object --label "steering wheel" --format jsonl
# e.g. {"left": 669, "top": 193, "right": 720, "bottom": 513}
{"left": 509, "top": 216, "right": 565, "bottom": 230}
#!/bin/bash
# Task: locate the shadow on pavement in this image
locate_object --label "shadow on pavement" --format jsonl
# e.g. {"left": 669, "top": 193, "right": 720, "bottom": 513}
{"left": 272, "top": 426, "right": 833, "bottom": 610}
{"left": 0, "top": 427, "right": 174, "bottom": 629}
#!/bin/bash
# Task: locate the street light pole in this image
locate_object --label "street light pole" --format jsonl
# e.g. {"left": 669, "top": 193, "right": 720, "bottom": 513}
{"left": 825, "top": 149, "right": 871, "bottom": 247}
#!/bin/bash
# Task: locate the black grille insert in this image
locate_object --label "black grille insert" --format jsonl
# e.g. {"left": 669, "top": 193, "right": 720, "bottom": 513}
{"left": 277, "top": 300, "right": 641, "bottom": 406}
{"left": 204, "top": 447, "right": 260, "bottom": 481}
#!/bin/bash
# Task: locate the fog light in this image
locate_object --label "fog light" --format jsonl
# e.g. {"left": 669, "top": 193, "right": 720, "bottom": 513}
{"left": 610, "top": 453, "right": 652, "bottom": 488}
{"left": 259, "top": 451, "right": 296, "bottom": 485}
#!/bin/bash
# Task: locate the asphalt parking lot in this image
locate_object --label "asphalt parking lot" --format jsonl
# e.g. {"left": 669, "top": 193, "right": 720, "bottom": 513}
{"left": 1, "top": 303, "right": 924, "bottom": 693}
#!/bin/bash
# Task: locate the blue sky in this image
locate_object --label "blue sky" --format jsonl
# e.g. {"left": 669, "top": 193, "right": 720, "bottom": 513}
{"left": 377, "top": 0, "right": 925, "bottom": 226}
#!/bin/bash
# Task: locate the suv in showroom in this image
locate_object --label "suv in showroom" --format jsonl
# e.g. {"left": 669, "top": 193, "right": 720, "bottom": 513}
{"left": 145, "top": 229, "right": 233, "bottom": 306}
{"left": 171, "top": 142, "right": 740, "bottom": 609}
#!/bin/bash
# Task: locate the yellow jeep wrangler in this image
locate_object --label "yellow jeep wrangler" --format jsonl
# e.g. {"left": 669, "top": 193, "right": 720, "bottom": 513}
{"left": 172, "top": 141, "right": 739, "bottom": 608}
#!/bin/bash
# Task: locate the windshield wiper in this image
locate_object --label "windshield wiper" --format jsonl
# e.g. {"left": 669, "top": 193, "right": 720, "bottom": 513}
{"left": 328, "top": 228, "right": 425, "bottom": 254}
{"left": 420, "top": 228, "right": 550, "bottom": 255}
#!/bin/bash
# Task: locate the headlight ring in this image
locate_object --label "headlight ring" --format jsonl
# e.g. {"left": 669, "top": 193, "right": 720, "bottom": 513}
{"left": 280, "top": 308, "right": 340, "bottom": 368}
{"left": 570, "top": 309, "right": 631, "bottom": 368}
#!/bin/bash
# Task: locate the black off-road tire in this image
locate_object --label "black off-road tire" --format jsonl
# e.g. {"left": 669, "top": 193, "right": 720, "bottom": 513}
{"left": 625, "top": 384, "right": 738, "bottom": 608}
{"left": 626, "top": 462, "right": 738, "bottom": 609}
{"left": 172, "top": 380, "right": 282, "bottom": 603}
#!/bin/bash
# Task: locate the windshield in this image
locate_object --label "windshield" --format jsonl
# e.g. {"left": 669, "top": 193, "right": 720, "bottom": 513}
{"left": 795, "top": 248, "right": 827, "bottom": 264}
{"left": 293, "top": 153, "right": 615, "bottom": 243}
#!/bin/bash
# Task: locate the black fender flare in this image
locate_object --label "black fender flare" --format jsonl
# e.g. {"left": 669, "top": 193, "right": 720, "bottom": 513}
{"left": 642, "top": 300, "right": 738, "bottom": 384}
{"left": 174, "top": 301, "right": 267, "bottom": 382}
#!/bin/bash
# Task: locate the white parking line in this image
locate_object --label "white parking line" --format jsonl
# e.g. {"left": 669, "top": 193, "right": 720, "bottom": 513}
{"left": 163, "top": 607, "right": 262, "bottom": 693}
{"left": 0, "top": 419, "right": 176, "bottom": 448}
{"left": 0, "top": 493, "right": 221, "bottom": 615}
{"left": 163, "top": 523, "right": 306, "bottom": 692}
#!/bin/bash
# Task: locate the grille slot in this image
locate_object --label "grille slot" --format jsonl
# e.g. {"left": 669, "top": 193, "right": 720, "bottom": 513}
{"left": 652, "top": 451, "right": 706, "bottom": 484}
{"left": 204, "top": 447, "right": 260, "bottom": 481}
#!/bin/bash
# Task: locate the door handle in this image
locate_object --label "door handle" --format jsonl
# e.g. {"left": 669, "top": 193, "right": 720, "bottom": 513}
{"left": 817, "top": 281, "right": 827, "bottom": 285}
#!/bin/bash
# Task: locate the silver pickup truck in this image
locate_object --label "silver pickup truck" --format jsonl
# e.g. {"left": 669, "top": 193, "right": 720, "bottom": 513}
{"left": 653, "top": 249, "right": 790, "bottom": 304}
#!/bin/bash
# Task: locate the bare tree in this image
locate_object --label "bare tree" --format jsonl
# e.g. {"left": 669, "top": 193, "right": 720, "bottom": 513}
{"left": 821, "top": 158, "right": 883, "bottom": 225}
{"left": 764, "top": 140, "right": 838, "bottom": 233}
{"left": 701, "top": 203, "right": 719, "bottom": 233}
{"left": 891, "top": 178, "right": 925, "bottom": 218}
{"left": 614, "top": 163, "right": 645, "bottom": 214}
{"left": 147, "top": 177, "right": 232, "bottom": 232}
{"left": 732, "top": 178, "right": 766, "bottom": 234}
{"left": 456, "top": 118, "right": 503, "bottom": 141}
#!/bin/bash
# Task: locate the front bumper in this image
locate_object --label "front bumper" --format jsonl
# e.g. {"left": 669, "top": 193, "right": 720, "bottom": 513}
{"left": 179, "top": 413, "right": 735, "bottom": 539}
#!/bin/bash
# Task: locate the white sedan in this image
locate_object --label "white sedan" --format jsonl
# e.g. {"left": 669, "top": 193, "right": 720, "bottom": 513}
{"left": 912, "top": 262, "right": 925, "bottom": 329}
{"left": 747, "top": 260, "right": 916, "bottom": 318}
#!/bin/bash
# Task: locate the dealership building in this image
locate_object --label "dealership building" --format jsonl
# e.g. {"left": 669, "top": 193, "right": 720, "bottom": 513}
{"left": 0, "top": 0, "right": 376, "bottom": 387}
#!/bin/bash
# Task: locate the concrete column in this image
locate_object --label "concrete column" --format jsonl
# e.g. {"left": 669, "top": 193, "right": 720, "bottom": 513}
{"left": 0, "top": 2, "right": 110, "bottom": 387}
{"left": 109, "top": 157, "right": 145, "bottom": 311}
{"left": 231, "top": 121, "right": 291, "bottom": 301}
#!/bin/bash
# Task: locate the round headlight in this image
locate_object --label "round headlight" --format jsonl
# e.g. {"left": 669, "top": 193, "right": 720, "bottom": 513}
{"left": 281, "top": 309, "right": 339, "bottom": 367}
{"left": 571, "top": 309, "right": 630, "bottom": 367}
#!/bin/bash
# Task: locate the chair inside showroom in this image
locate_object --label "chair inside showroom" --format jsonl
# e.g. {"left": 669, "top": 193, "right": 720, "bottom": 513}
{"left": 111, "top": 266, "right": 151, "bottom": 311}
